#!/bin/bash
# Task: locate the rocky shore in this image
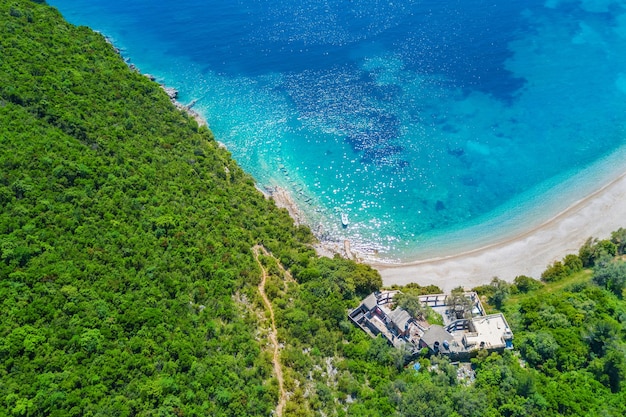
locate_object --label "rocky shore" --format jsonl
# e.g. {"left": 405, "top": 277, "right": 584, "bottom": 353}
{"left": 261, "top": 185, "right": 304, "bottom": 226}
{"left": 258, "top": 186, "right": 360, "bottom": 261}
{"left": 142, "top": 73, "right": 207, "bottom": 127}
{"left": 101, "top": 32, "right": 207, "bottom": 128}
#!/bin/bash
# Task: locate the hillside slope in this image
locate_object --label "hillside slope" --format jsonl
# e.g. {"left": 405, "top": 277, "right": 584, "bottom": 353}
{"left": 0, "top": 1, "right": 329, "bottom": 415}
{"left": 1, "top": 2, "right": 625, "bottom": 417}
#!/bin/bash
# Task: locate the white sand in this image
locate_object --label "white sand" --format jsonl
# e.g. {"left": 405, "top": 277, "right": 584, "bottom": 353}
{"left": 370, "top": 170, "right": 626, "bottom": 292}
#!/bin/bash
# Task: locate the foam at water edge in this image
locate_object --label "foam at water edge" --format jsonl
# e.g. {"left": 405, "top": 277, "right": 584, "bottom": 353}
{"left": 376, "top": 144, "right": 626, "bottom": 263}
{"left": 48, "top": 0, "right": 626, "bottom": 264}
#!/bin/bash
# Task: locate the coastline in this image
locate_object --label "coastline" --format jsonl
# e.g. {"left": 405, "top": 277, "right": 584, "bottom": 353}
{"left": 262, "top": 185, "right": 304, "bottom": 226}
{"left": 98, "top": 25, "right": 626, "bottom": 292}
{"left": 371, "top": 168, "right": 626, "bottom": 292}
{"left": 102, "top": 33, "right": 208, "bottom": 128}
{"left": 53, "top": 1, "right": 626, "bottom": 296}
{"left": 145, "top": 54, "right": 626, "bottom": 292}
{"left": 260, "top": 185, "right": 357, "bottom": 259}
{"left": 143, "top": 73, "right": 208, "bottom": 128}
{"left": 258, "top": 155, "right": 626, "bottom": 293}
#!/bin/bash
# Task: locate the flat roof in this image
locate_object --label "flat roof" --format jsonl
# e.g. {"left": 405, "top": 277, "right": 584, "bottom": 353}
{"left": 469, "top": 314, "right": 511, "bottom": 349}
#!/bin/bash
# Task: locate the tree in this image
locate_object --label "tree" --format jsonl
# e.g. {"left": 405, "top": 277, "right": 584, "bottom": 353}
{"left": 579, "top": 237, "right": 597, "bottom": 267}
{"left": 389, "top": 343, "right": 413, "bottom": 371}
{"left": 592, "top": 260, "right": 626, "bottom": 298}
{"left": 610, "top": 227, "right": 626, "bottom": 255}
{"left": 488, "top": 277, "right": 510, "bottom": 309}
{"left": 451, "top": 388, "right": 488, "bottom": 417}
{"left": 513, "top": 275, "right": 543, "bottom": 293}
{"left": 367, "top": 335, "right": 392, "bottom": 365}
{"left": 399, "top": 380, "right": 454, "bottom": 417}
{"left": 519, "top": 332, "right": 559, "bottom": 368}
{"left": 563, "top": 254, "right": 583, "bottom": 274}
{"left": 541, "top": 261, "right": 567, "bottom": 282}
{"left": 352, "top": 263, "right": 383, "bottom": 295}
{"left": 584, "top": 319, "right": 620, "bottom": 357}
{"left": 447, "top": 287, "right": 473, "bottom": 319}
{"left": 603, "top": 346, "right": 626, "bottom": 393}
{"left": 579, "top": 237, "right": 618, "bottom": 267}
{"left": 394, "top": 292, "right": 425, "bottom": 319}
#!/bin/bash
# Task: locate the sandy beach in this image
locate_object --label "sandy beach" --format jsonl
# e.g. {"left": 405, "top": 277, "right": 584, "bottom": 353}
{"left": 370, "top": 170, "right": 626, "bottom": 292}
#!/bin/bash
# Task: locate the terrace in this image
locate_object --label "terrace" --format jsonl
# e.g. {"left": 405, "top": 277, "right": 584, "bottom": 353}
{"left": 349, "top": 290, "right": 513, "bottom": 360}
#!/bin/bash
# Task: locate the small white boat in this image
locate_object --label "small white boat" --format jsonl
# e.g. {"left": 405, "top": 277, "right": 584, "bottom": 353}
{"left": 341, "top": 212, "right": 349, "bottom": 227}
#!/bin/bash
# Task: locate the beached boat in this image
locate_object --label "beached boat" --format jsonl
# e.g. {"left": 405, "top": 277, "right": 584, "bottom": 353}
{"left": 341, "top": 212, "right": 349, "bottom": 228}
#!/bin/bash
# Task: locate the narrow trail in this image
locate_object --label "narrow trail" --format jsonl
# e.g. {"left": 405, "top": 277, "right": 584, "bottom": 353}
{"left": 252, "top": 245, "right": 287, "bottom": 417}
{"left": 255, "top": 245, "right": 296, "bottom": 285}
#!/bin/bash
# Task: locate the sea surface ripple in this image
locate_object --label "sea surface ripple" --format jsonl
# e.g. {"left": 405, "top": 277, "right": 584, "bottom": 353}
{"left": 49, "top": 0, "right": 626, "bottom": 261}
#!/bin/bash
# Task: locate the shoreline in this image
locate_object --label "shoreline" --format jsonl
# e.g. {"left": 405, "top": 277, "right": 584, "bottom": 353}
{"left": 70, "top": 7, "right": 625, "bottom": 294}
{"left": 148, "top": 59, "right": 626, "bottom": 291}
{"left": 103, "top": 33, "right": 626, "bottom": 292}
{"left": 103, "top": 32, "right": 355, "bottom": 262}
{"left": 260, "top": 185, "right": 357, "bottom": 259}
{"left": 371, "top": 168, "right": 626, "bottom": 292}
{"left": 258, "top": 160, "right": 626, "bottom": 293}
{"left": 102, "top": 33, "right": 208, "bottom": 128}
{"left": 142, "top": 73, "right": 208, "bottom": 128}
{"left": 262, "top": 185, "right": 304, "bottom": 226}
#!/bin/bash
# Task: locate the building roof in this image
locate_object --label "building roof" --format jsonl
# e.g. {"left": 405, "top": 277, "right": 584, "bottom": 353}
{"left": 389, "top": 308, "right": 412, "bottom": 330}
{"left": 362, "top": 293, "right": 378, "bottom": 311}
{"left": 421, "top": 325, "right": 454, "bottom": 349}
{"left": 351, "top": 291, "right": 513, "bottom": 358}
{"left": 468, "top": 313, "right": 512, "bottom": 349}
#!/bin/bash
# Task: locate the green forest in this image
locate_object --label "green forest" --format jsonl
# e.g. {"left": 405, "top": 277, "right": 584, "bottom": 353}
{"left": 1, "top": 1, "right": 625, "bottom": 415}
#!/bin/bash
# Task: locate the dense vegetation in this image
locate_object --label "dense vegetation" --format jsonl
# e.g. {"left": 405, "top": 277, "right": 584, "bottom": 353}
{"left": 1, "top": 1, "right": 625, "bottom": 416}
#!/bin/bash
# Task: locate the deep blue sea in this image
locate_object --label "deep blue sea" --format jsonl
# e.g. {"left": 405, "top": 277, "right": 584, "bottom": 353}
{"left": 49, "top": 0, "right": 626, "bottom": 261}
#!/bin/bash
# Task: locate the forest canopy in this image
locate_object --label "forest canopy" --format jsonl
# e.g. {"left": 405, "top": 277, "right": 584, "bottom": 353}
{"left": 1, "top": 1, "right": 625, "bottom": 416}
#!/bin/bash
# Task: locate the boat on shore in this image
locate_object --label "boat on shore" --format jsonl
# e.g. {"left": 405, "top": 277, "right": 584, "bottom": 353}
{"left": 341, "top": 212, "right": 349, "bottom": 228}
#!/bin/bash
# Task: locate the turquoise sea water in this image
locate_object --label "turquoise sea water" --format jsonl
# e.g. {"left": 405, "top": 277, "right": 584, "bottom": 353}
{"left": 49, "top": 0, "right": 626, "bottom": 261}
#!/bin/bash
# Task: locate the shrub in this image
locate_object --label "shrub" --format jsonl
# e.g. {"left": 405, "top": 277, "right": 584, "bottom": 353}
{"left": 513, "top": 275, "right": 543, "bottom": 293}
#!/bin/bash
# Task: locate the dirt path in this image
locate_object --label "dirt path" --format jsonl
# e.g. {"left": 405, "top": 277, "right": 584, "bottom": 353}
{"left": 255, "top": 245, "right": 296, "bottom": 285}
{"left": 253, "top": 245, "right": 287, "bottom": 416}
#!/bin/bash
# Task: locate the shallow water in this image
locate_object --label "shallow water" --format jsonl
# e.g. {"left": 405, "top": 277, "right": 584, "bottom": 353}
{"left": 49, "top": 0, "right": 626, "bottom": 261}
